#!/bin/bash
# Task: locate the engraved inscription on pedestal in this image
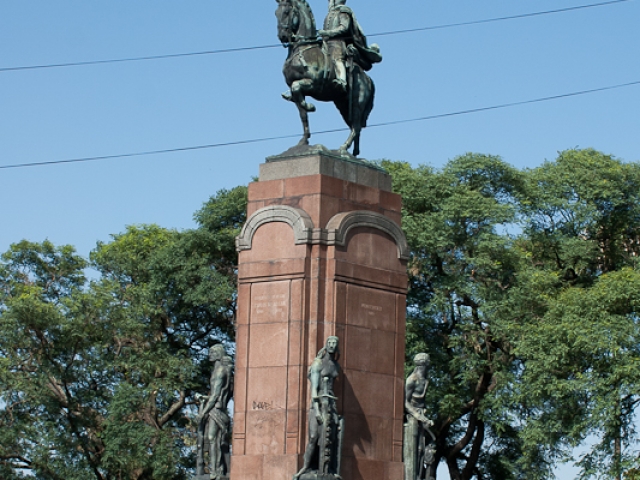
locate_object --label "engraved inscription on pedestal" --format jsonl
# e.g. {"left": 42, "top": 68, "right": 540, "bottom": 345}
{"left": 254, "top": 293, "right": 287, "bottom": 317}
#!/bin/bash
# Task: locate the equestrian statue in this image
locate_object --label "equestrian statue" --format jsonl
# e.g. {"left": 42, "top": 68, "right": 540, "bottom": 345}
{"left": 275, "top": 0, "right": 382, "bottom": 157}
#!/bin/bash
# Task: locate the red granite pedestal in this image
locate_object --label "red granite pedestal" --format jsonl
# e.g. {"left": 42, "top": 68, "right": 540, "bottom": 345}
{"left": 231, "top": 152, "right": 408, "bottom": 480}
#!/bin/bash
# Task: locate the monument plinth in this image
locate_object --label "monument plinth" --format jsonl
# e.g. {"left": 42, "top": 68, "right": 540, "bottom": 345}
{"left": 231, "top": 152, "right": 408, "bottom": 480}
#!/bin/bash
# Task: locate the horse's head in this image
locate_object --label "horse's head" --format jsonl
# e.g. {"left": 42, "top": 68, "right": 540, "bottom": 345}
{"left": 275, "top": 0, "right": 299, "bottom": 45}
{"left": 276, "top": 0, "right": 317, "bottom": 45}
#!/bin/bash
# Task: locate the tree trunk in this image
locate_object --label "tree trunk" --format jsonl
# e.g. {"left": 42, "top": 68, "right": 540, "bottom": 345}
{"left": 614, "top": 398, "right": 623, "bottom": 480}
{"left": 462, "top": 420, "right": 485, "bottom": 480}
{"left": 614, "top": 435, "right": 622, "bottom": 480}
{"left": 447, "top": 455, "right": 462, "bottom": 480}
{"left": 445, "top": 415, "right": 486, "bottom": 480}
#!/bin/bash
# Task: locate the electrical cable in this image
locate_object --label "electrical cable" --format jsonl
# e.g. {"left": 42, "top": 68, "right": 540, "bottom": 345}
{"left": 0, "top": 0, "right": 630, "bottom": 73}
{"left": 0, "top": 45, "right": 282, "bottom": 73}
{"left": 367, "top": 80, "right": 640, "bottom": 128}
{"left": 369, "top": 0, "right": 632, "bottom": 37}
{"left": 1, "top": 79, "right": 638, "bottom": 171}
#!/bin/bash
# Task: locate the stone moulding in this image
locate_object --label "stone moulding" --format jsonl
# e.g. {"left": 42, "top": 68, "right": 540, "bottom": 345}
{"left": 324, "top": 211, "right": 410, "bottom": 261}
{"left": 237, "top": 207, "right": 409, "bottom": 261}
{"left": 235, "top": 205, "right": 315, "bottom": 251}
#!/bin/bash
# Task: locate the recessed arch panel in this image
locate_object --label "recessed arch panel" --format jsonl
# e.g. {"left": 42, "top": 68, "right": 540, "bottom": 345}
{"left": 237, "top": 207, "right": 409, "bottom": 261}
{"left": 325, "top": 211, "right": 410, "bottom": 261}
{"left": 236, "top": 205, "right": 314, "bottom": 251}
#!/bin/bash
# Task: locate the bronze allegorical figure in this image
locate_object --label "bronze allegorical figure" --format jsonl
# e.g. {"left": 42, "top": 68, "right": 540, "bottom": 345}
{"left": 404, "top": 353, "right": 436, "bottom": 480}
{"left": 293, "top": 336, "right": 344, "bottom": 480}
{"left": 194, "top": 345, "right": 234, "bottom": 480}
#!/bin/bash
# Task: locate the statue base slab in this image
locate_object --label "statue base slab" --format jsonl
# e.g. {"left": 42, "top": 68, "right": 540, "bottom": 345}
{"left": 267, "top": 143, "right": 380, "bottom": 166}
{"left": 192, "top": 475, "right": 229, "bottom": 480}
{"left": 263, "top": 146, "right": 390, "bottom": 191}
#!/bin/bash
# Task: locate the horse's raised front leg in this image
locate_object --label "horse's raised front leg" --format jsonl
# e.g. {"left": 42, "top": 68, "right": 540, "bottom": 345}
{"left": 291, "top": 79, "right": 316, "bottom": 112}
{"left": 288, "top": 79, "right": 315, "bottom": 146}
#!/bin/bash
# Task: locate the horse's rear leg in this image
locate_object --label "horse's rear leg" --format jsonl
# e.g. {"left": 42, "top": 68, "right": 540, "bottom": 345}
{"left": 339, "top": 127, "right": 358, "bottom": 156}
{"left": 353, "top": 131, "right": 361, "bottom": 157}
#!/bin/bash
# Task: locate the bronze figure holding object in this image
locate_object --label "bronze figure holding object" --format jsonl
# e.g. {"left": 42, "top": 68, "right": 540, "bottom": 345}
{"left": 404, "top": 353, "right": 437, "bottom": 480}
{"left": 294, "top": 336, "right": 344, "bottom": 480}
{"left": 194, "top": 345, "right": 234, "bottom": 480}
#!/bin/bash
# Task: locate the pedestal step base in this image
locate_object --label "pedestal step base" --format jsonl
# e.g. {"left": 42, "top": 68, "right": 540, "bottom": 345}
{"left": 299, "top": 474, "right": 340, "bottom": 480}
{"left": 192, "top": 475, "right": 229, "bottom": 480}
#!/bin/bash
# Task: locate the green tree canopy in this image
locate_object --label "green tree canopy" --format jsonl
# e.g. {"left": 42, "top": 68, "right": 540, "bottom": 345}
{"left": 0, "top": 187, "right": 246, "bottom": 480}
{"left": 384, "top": 154, "right": 528, "bottom": 480}
{"left": 384, "top": 149, "right": 640, "bottom": 480}
{"left": 508, "top": 150, "right": 640, "bottom": 480}
{"left": 2, "top": 150, "right": 640, "bottom": 480}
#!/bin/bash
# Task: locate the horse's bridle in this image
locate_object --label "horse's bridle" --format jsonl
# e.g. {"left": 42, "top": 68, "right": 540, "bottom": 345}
{"left": 277, "top": 0, "right": 296, "bottom": 47}
{"left": 278, "top": 0, "right": 320, "bottom": 48}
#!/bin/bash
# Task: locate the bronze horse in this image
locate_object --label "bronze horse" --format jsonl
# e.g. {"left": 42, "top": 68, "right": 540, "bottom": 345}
{"left": 275, "top": 0, "right": 375, "bottom": 157}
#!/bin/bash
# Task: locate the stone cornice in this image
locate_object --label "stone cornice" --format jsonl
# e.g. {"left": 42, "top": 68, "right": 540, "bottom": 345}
{"left": 237, "top": 206, "right": 409, "bottom": 261}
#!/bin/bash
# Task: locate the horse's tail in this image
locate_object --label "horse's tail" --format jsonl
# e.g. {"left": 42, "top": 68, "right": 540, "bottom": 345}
{"left": 362, "top": 78, "right": 374, "bottom": 128}
{"left": 334, "top": 66, "right": 374, "bottom": 129}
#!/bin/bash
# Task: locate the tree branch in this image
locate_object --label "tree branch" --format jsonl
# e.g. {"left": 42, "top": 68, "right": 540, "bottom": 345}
{"left": 462, "top": 419, "right": 485, "bottom": 480}
{"left": 449, "top": 409, "right": 478, "bottom": 458}
{"left": 158, "top": 391, "right": 186, "bottom": 428}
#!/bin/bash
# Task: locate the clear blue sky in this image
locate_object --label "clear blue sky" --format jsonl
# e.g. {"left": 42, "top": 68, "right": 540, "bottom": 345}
{"left": 1, "top": 1, "right": 638, "bottom": 476}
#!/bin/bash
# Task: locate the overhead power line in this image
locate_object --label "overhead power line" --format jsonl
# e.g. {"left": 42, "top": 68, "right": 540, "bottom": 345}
{"left": 1, "top": 79, "right": 638, "bottom": 171}
{"left": 369, "top": 0, "right": 631, "bottom": 37}
{"left": 367, "top": 80, "right": 640, "bottom": 128}
{"left": 0, "top": 0, "right": 630, "bottom": 73}
{"left": 0, "top": 44, "right": 282, "bottom": 73}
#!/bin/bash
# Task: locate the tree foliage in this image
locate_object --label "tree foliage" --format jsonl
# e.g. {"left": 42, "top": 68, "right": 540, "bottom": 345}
{"left": 385, "top": 149, "right": 640, "bottom": 480}
{"left": 0, "top": 187, "right": 246, "bottom": 480}
{"left": 2, "top": 150, "right": 639, "bottom": 480}
{"left": 384, "top": 154, "right": 527, "bottom": 480}
{"left": 510, "top": 150, "right": 640, "bottom": 480}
